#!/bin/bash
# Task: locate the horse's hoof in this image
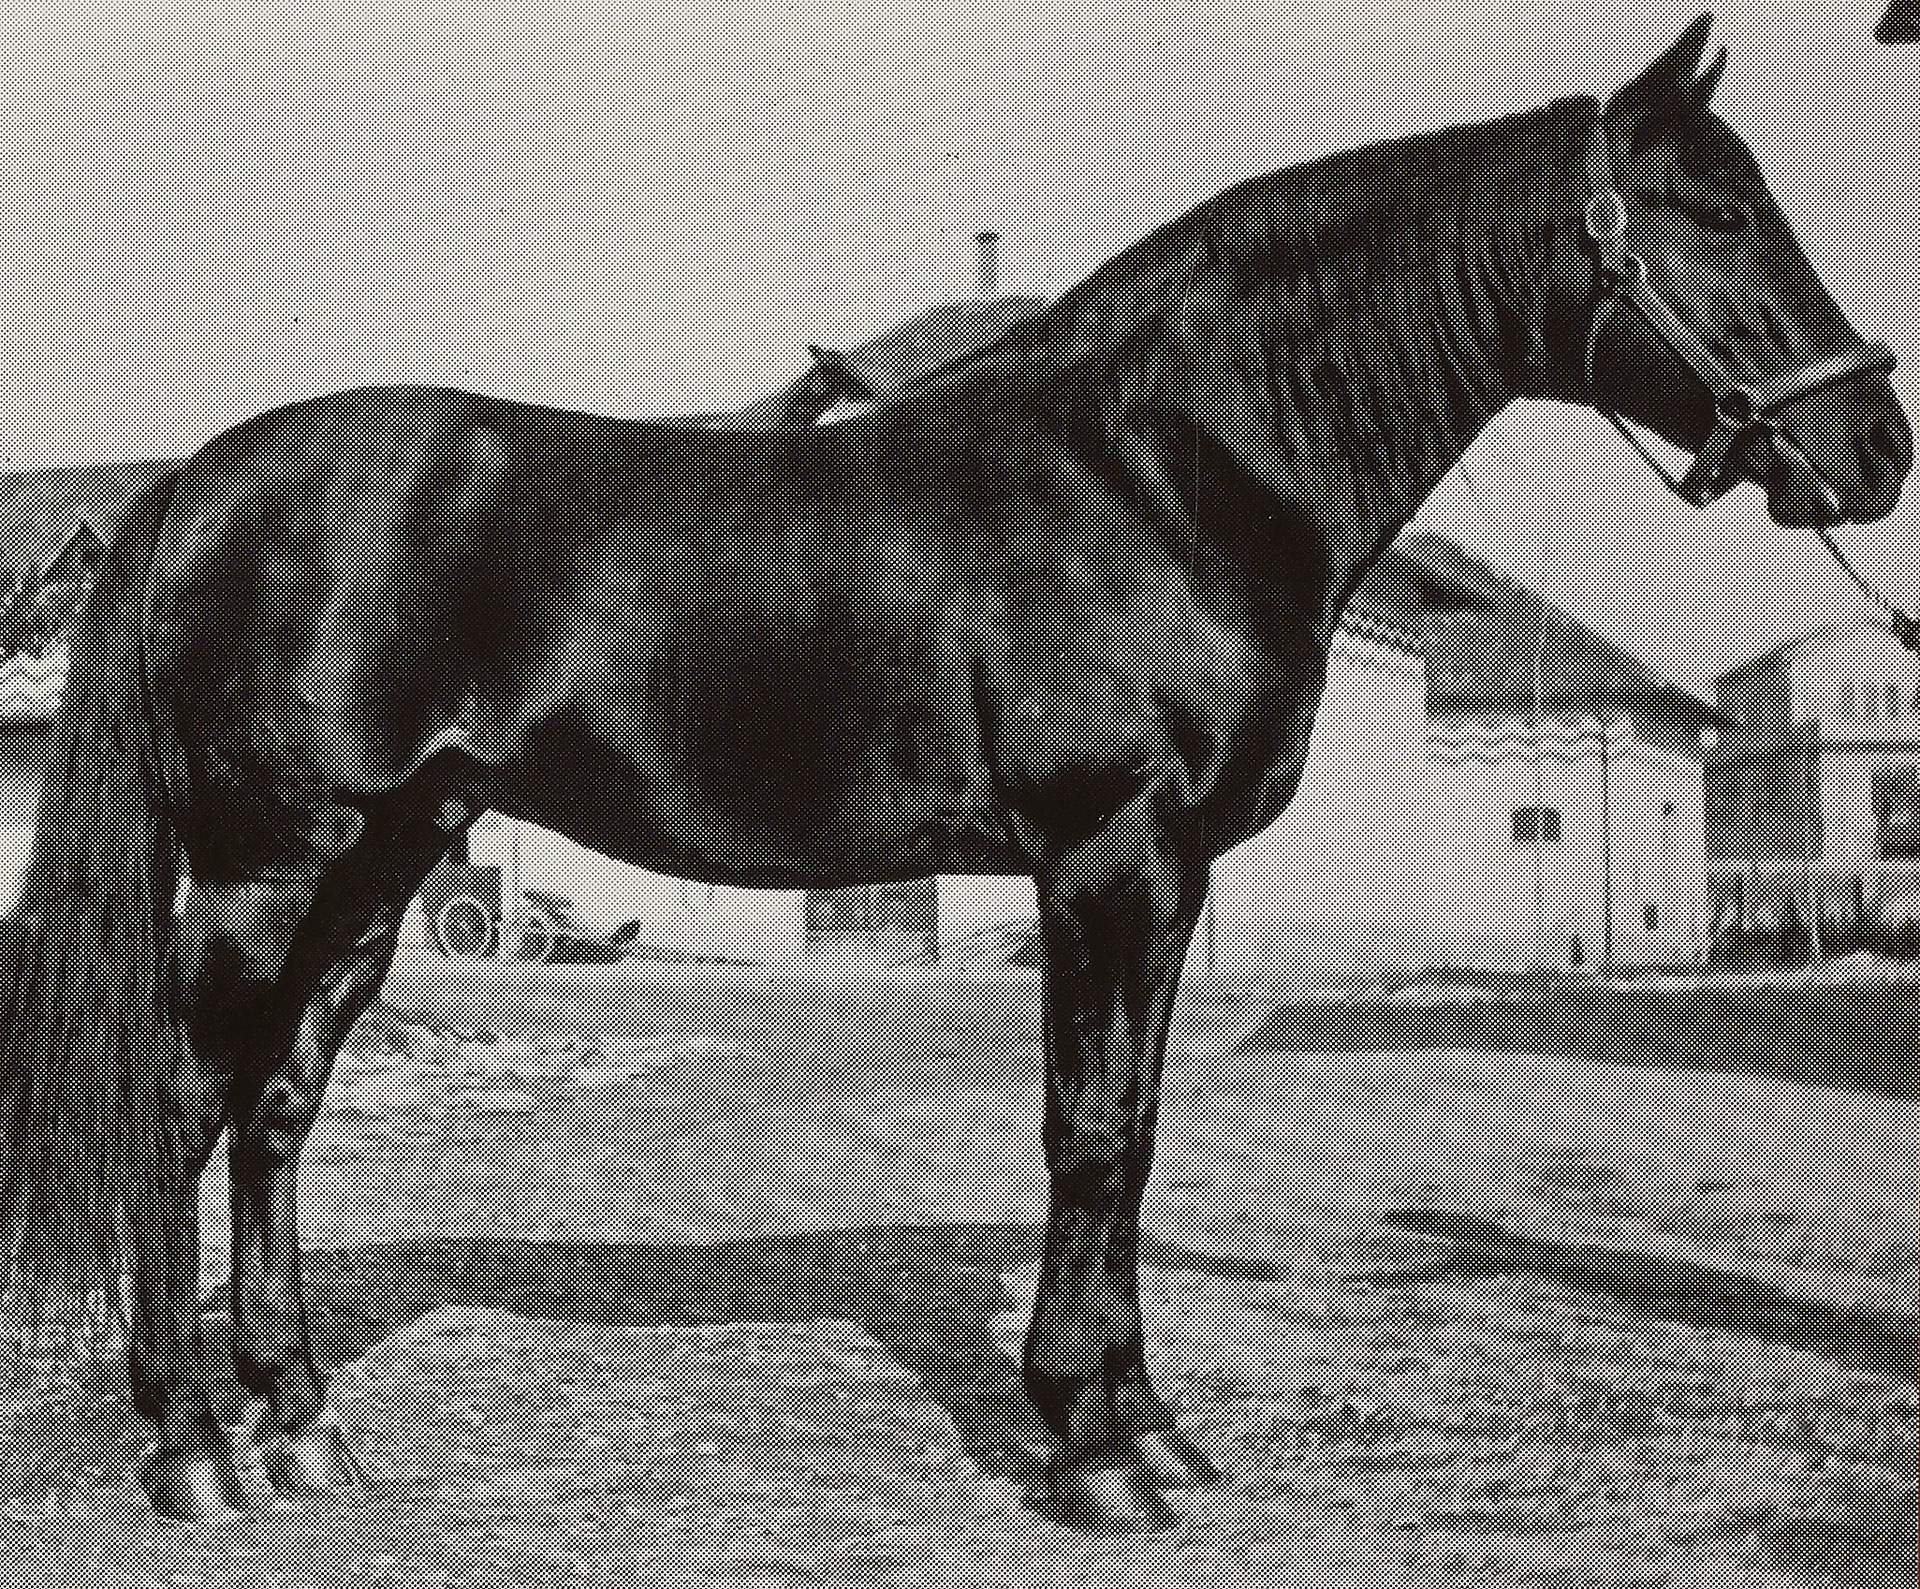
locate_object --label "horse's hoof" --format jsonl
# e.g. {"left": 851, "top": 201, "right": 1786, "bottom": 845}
{"left": 137, "top": 1442, "right": 250, "bottom": 1522}
{"left": 264, "top": 1423, "right": 364, "bottom": 1498}
{"left": 1026, "top": 1452, "right": 1178, "bottom": 1533}
{"left": 1132, "top": 1426, "right": 1225, "bottom": 1489}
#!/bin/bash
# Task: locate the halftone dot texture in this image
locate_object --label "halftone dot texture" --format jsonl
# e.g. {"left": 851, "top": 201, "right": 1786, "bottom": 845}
{"left": 0, "top": 18, "right": 1911, "bottom": 1584}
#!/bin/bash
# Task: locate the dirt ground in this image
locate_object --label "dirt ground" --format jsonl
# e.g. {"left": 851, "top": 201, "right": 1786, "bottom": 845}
{"left": 0, "top": 961, "right": 1910, "bottom": 1587}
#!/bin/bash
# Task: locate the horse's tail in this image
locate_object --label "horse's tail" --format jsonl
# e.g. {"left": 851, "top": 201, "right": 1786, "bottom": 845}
{"left": 0, "top": 468, "right": 183, "bottom": 1309}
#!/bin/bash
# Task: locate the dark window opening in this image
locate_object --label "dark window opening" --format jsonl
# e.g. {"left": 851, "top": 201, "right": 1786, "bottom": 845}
{"left": 1513, "top": 807, "right": 1562, "bottom": 845}
{"left": 1873, "top": 767, "right": 1920, "bottom": 861}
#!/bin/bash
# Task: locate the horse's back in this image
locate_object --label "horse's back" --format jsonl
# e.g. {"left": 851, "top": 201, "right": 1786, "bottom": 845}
{"left": 141, "top": 388, "right": 1020, "bottom": 880}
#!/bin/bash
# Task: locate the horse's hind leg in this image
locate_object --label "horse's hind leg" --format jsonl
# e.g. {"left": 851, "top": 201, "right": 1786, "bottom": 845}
{"left": 124, "top": 916, "right": 250, "bottom": 1518}
{"left": 130, "top": 865, "right": 357, "bottom": 1519}
{"left": 223, "top": 785, "right": 474, "bottom": 1494}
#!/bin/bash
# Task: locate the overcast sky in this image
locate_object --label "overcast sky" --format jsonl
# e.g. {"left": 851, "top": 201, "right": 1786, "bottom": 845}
{"left": 0, "top": 0, "right": 1910, "bottom": 691}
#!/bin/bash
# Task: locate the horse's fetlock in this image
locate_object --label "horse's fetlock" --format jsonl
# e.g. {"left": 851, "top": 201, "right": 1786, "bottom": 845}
{"left": 232, "top": 1324, "right": 294, "bottom": 1398}
{"left": 263, "top": 1364, "right": 328, "bottom": 1436}
{"left": 1050, "top": 1137, "right": 1133, "bottom": 1202}
{"left": 1025, "top": 1369, "right": 1122, "bottom": 1450}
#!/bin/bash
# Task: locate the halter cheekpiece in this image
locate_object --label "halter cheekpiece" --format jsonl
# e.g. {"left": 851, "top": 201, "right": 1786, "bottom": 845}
{"left": 1578, "top": 122, "right": 1895, "bottom": 512}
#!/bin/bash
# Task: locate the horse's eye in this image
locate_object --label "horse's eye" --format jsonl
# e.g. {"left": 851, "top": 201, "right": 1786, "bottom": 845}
{"left": 1639, "top": 189, "right": 1752, "bottom": 237}
{"left": 1695, "top": 202, "right": 1752, "bottom": 235}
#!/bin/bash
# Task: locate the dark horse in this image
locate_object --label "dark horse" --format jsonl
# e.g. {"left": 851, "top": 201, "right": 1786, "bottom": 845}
{"left": 0, "top": 19, "right": 1907, "bottom": 1529}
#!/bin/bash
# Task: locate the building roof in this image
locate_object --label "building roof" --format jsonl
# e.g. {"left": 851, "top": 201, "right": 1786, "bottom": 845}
{"left": 808, "top": 296, "right": 1052, "bottom": 404}
{"left": 1384, "top": 531, "right": 1728, "bottom": 728}
{"left": 0, "top": 459, "right": 164, "bottom": 570}
{"left": 1717, "top": 616, "right": 1918, "bottom": 684}
{"left": 689, "top": 297, "right": 1053, "bottom": 430}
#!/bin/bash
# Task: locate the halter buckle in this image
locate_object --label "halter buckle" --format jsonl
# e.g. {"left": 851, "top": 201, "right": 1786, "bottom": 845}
{"left": 1583, "top": 191, "right": 1627, "bottom": 246}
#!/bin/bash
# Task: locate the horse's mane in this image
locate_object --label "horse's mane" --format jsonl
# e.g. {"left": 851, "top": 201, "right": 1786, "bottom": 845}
{"left": 882, "top": 95, "right": 1603, "bottom": 409}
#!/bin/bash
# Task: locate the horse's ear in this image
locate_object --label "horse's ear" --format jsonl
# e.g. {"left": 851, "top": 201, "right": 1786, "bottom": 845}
{"left": 1607, "top": 15, "right": 1723, "bottom": 148}
{"left": 808, "top": 346, "right": 877, "bottom": 402}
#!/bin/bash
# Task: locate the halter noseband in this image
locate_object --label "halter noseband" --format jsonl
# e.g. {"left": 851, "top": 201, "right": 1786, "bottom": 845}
{"left": 1579, "top": 126, "right": 1896, "bottom": 512}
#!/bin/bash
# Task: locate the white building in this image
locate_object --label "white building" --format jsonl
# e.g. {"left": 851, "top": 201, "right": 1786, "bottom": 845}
{"left": 1707, "top": 620, "right": 1920, "bottom": 944}
{"left": 1396, "top": 534, "right": 1719, "bottom": 972}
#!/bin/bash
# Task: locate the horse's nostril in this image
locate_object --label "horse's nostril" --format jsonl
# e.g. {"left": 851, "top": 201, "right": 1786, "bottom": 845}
{"left": 1869, "top": 411, "right": 1915, "bottom": 480}
{"left": 1857, "top": 412, "right": 1915, "bottom": 503}
{"left": 1847, "top": 406, "right": 1914, "bottom": 518}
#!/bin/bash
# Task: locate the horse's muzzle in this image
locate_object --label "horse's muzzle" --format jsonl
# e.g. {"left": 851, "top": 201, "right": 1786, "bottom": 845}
{"left": 1751, "top": 377, "right": 1911, "bottom": 527}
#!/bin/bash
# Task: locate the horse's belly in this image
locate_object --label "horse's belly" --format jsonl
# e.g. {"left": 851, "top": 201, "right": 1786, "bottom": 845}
{"left": 500, "top": 750, "right": 1017, "bottom": 888}
{"left": 492, "top": 650, "right": 1018, "bottom": 888}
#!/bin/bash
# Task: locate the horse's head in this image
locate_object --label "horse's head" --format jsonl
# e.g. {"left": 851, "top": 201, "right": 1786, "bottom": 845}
{"left": 1581, "top": 15, "right": 1909, "bottom": 526}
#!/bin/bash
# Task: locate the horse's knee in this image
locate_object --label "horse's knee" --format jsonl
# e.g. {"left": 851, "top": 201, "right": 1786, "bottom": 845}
{"left": 232, "top": 1078, "right": 321, "bottom": 1172}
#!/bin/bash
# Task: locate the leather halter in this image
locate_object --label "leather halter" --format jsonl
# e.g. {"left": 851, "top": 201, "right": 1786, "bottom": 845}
{"left": 1579, "top": 126, "right": 1896, "bottom": 512}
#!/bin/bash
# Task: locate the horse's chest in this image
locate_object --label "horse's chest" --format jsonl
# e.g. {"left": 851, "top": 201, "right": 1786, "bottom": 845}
{"left": 984, "top": 569, "right": 1330, "bottom": 860}
{"left": 1183, "top": 639, "right": 1330, "bottom": 855}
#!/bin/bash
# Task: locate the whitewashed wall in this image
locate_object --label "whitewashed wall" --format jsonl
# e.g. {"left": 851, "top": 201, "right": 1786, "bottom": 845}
{"left": 1783, "top": 625, "right": 1920, "bottom": 730}
{"left": 1791, "top": 628, "right": 1920, "bottom": 898}
{"left": 937, "top": 873, "right": 1035, "bottom": 959}
{"left": 1426, "top": 716, "right": 1706, "bottom": 969}
{"left": 1199, "top": 627, "right": 1435, "bottom": 978}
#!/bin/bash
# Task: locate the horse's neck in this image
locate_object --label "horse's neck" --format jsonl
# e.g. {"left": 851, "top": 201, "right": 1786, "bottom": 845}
{"left": 1050, "top": 97, "right": 1598, "bottom": 635}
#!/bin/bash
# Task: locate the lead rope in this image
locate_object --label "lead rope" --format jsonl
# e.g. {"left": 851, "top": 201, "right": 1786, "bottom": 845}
{"left": 1784, "top": 436, "right": 1920, "bottom": 653}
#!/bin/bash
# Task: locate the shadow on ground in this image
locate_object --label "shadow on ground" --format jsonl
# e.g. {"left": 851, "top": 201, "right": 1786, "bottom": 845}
{"left": 7, "top": 1219, "right": 1910, "bottom": 1512}
{"left": 1375, "top": 1210, "right": 1917, "bottom": 1385}
{"left": 211, "top": 1225, "right": 1281, "bottom": 1488}
{"left": 1247, "top": 981, "right": 1919, "bottom": 1098}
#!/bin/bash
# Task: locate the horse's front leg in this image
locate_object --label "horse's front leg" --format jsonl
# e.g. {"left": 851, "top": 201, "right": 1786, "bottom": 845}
{"left": 1024, "top": 823, "right": 1213, "bottom": 1531}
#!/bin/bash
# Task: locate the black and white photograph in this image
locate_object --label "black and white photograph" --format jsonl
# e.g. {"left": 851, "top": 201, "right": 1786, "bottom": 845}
{"left": 0, "top": 1, "right": 1909, "bottom": 1582}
